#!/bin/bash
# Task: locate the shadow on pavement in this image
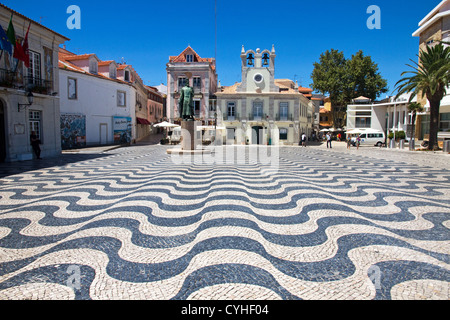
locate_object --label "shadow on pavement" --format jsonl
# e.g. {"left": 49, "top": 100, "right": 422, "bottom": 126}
{"left": 0, "top": 153, "right": 111, "bottom": 179}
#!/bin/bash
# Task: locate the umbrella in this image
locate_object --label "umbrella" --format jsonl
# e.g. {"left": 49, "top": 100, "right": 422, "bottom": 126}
{"left": 153, "top": 122, "right": 180, "bottom": 139}
{"left": 154, "top": 121, "right": 180, "bottom": 128}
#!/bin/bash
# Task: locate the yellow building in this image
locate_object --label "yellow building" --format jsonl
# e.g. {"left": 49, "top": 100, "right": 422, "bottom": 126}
{"left": 412, "top": 0, "right": 450, "bottom": 141}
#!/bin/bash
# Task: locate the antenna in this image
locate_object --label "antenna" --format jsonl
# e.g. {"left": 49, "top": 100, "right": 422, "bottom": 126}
{"left": 39, "top": 16, "right": 46, "bottom": 24}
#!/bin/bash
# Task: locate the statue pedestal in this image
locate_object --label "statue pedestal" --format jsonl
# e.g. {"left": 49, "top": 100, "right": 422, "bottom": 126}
{"left": 167, "top": 121, "right": 211, "bottom": 155}
{"left": 181, "top": 121, "right": 198, "bottom": 151}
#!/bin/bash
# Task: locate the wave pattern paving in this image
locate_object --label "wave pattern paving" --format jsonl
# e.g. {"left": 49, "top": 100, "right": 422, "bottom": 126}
{"left": 0, "top": 146, "right": 449, "bottom": 300}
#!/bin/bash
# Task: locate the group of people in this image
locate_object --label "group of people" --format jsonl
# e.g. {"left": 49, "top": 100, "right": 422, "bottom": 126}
{"left": 300, "top": 131, "right": 362, "bottom": 150}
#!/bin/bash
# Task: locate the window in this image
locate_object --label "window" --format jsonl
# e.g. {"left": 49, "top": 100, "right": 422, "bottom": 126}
{"left": 68, "top": 78, "right": 77, "bottom": 100}
{"left": 29, "top": 111, "right": 42, "bottom": 141}
{"left": 279, "top": 128, "right": 288, "bottom": 140}
{"left": 178, "top": 77, "right": 188, "bottom": 90}
{"left": 356, "top": 117, "right": 371, "bottom": 128}
{"left": 227, "top": 102, "right": 236, "bottom": 119}
{"left": 117, "top": 91, "right": 126, "bottom": 107}
{"left": 279, "top": 102, "right": 288, "bottom": 120}
{"left": 28, "top": 51, "right": 41, "bottom": 84}
{"left": 194, "top": 100, "right": 201, "bottom": 117}
{"left": 253, "top": 101, "right": 263, "bottom": 119}
{"left": 186, "top": 54, "right": 194, "bottom": 63}
{"left": 193, "top": 77, "right": 201, "bottom": 90}
{"left": 124, "top": 70, "right": 130, "bottom": 82}
{"left": 440, "top": 113, "right": 450, "bottom": 130}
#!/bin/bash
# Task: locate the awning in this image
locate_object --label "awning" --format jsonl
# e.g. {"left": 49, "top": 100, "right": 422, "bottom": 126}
{"left": 137, "top": 117, "right": 151, "bottom": 125}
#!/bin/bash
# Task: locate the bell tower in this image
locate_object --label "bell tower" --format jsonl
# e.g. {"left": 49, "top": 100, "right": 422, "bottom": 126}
{"left": 237, "top": 45, "right": 278, "bottom": 93}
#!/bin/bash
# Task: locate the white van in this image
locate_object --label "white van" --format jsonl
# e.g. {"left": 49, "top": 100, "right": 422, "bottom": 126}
{"left": 347, "top": 129, "right": 385, "bottom": 147}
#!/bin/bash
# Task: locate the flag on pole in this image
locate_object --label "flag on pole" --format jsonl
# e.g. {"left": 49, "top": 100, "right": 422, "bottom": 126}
{"left": 14, "top": 22, "right": 30, "bottom": 67}
{"left": 0, "top": 22, "right": 12, "bottom": 55}
{"left": 6, "top": 15, "right": 16, "bottom": 49}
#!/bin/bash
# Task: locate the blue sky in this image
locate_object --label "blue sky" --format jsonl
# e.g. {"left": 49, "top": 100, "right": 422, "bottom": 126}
{"left": 1, "top": 0, "right": 437, "bottom": 97}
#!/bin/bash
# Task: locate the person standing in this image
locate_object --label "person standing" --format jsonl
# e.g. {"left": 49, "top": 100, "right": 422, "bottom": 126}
{"left": 326, "top": 132, "right": 332, "bottom": 149}
{"left": 347, "top": 136, "right": 352, "bottom": 149}
{"left": 30, "top": 131, "right": 42, "bottom": 159}
{"left": 301, "top": 133, "right": 307, "bottom": 147}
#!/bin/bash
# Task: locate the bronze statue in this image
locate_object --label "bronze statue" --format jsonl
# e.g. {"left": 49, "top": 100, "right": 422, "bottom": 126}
{"left": 178, "top": 80, "right": 195, "bottom": 121}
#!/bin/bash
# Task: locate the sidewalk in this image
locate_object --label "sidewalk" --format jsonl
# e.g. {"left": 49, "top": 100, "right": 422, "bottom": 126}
{"left": 61, "top": 133, "right": 165, "bottom": 154}
{"left": 306, "top": 141, "right": 450, "bottom": 170}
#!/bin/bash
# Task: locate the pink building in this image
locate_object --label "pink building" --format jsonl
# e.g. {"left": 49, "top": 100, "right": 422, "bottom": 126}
{"left": 166, "top": 46, "right": 218, "bottom": 124}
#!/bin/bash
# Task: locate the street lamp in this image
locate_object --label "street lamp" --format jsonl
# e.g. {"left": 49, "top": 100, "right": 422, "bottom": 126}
{"left": 18, "top": 91, "right": 34, "bottom": 112}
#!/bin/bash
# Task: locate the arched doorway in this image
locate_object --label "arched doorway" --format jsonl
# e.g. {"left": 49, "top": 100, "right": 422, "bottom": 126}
{"left": 252, "top": 126, "right": 264, "bottom": 145}
{"left": 0, "top": 100, "right": 6, "bottom": 162}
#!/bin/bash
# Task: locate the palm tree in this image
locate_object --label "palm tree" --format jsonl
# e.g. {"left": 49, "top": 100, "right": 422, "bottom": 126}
{"left": 407, "top": 102, "right": 424, "bottom": 150}
{"left": 395, "top": 43, "right": 450, "bottom": 150}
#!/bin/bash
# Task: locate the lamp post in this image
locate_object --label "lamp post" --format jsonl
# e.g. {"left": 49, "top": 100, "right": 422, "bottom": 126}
{"left": 18, "top": 92, "right": 34, "bottom": 112}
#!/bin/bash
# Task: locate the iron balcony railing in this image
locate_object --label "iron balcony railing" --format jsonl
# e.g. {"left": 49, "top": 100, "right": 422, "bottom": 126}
{"left": 275, "top": 113, "right": 294, "bottom": 121}
{"left": 0, "top": 69, "right": 53, "bottom": 95}
{"left": 223, "top": 113, "right": 240, "bottom": 121}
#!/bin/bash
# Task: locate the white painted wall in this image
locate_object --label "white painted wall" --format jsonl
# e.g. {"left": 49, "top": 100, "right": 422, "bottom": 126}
{"left": 59, "top": 69, "right": 136, "bottom": 146}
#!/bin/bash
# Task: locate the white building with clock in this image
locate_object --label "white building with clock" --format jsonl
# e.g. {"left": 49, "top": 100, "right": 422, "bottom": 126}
{"left": 216, "top": 45, "right": 313, "bottom": 145}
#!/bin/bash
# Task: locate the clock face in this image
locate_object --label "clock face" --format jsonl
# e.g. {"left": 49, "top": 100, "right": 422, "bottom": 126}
{"left": 254, "top": 74, "right": 263, "bottom": 84}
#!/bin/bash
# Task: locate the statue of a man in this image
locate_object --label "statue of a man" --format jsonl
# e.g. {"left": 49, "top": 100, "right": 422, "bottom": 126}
{"left": 178, "top": 80, "right": 195, "bottom": 121}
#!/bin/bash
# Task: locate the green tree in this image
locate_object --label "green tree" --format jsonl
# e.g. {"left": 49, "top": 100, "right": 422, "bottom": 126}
{"left": 395, "top": 43, "right": 450, "bottom": 150}
{"left": 311, "top": 49, "right": 388, "bottom": 128}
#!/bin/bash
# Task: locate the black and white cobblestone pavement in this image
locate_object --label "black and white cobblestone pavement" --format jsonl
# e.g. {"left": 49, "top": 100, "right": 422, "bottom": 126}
{"left": 0, "top": 141, "right": 448, "bottom": 300}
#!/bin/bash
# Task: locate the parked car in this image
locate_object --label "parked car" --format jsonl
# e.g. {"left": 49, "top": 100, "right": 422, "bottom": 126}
{"left": 347, "top": 129, "right": 385, "bottom": 147}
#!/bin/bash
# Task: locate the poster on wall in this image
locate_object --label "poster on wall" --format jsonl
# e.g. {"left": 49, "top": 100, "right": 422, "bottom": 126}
{"left": 60, "top": 114, "right": 86, "bottom": 150}
{"left": 113, "top": 116, "right": 132, "bottom": 144}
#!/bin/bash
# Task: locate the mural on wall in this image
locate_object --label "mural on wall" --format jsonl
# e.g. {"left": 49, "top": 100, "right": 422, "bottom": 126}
{"left": 113, "top": 116, "right": 132, "bottom": 144}
{"left": 61, "top": 113, "right": 86, "bottom": 149}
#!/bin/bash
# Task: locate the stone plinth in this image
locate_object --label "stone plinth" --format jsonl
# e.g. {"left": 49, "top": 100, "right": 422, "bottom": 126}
{"left": 181, "top": 121, "right": 198, "bottom": 151}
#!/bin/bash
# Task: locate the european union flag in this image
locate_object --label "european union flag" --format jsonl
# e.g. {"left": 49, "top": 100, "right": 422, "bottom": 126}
{"left": 0, "top": 23, "right": 12, "bottom": 55}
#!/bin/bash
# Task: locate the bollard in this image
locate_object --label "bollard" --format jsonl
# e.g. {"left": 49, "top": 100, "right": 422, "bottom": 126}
{"left": 444, "top": 140, "right": 450, "bottom": 153}
{"left": 409, "top": 139, "right": 415, "bottom": 151}
{"left": 389, "top": 140, "right": 396, "bottom": 149}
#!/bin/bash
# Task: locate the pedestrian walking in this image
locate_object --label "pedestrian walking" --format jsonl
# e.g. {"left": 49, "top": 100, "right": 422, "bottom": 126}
{"left": 356, "top": 135, "right": 361, "bottom": 150}
{"left": 347, "top": 136, "right": 352, "bottom": 149}
{"left": 30, "top": 131, "right": 42, "bottom": 159}
{"left": 301, "top": 133, "right": 307, "bottom": 147}
{"left": 326, "top": 133, "right": 332, "bottom": 149}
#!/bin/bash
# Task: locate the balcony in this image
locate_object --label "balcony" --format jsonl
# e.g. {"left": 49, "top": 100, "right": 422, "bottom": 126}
{"left": 223, "top": 113, "right": 240, "bottom": 121}
{"left": 248, "top": 113, "right": 268, "bottom": 121}
{"left": 25, "top": 76, "right": 53, "bottom": 95}
{"left": 275, "top": 113, "right": 294, "bottom": 121}
{"left": 0, "top": 69, "right": 53, "bottom": 95}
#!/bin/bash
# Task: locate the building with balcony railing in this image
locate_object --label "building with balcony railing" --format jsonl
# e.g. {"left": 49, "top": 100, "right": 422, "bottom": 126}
{"left": 0, "top": 4, "right": 68, "bottom": 162}
{"left": 215, "top": 46, "right": 313, "bottom": 145}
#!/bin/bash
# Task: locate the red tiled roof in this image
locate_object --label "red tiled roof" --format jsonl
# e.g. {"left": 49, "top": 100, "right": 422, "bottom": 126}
{"left": 169, "top": 46, "right": 216, "bottom": 71}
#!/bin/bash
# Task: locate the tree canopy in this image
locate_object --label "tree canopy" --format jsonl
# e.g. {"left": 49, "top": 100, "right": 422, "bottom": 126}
{"left": 311, "top": 49, "right": 388, "bottom": 128}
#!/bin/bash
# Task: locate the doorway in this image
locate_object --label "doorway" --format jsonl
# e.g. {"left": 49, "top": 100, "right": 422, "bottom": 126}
{"left": 252, "top": 126, "right": 264, "bottom": 145}
{"left": 100, "top": 123, "right": 108, "bottom": 145}
{"left": 0, "top": 101, "right": 6, "bottom": 163}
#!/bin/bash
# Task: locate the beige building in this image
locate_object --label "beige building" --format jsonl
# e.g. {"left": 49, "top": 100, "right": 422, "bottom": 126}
{"left": 216, "top": 46, "right": 313, "bottom": 145}
{"left": 0, "top": 4, "right": 68, "bottom": 162}
{"left": 412, "top": 0, "right": 450, "bottom": 141}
